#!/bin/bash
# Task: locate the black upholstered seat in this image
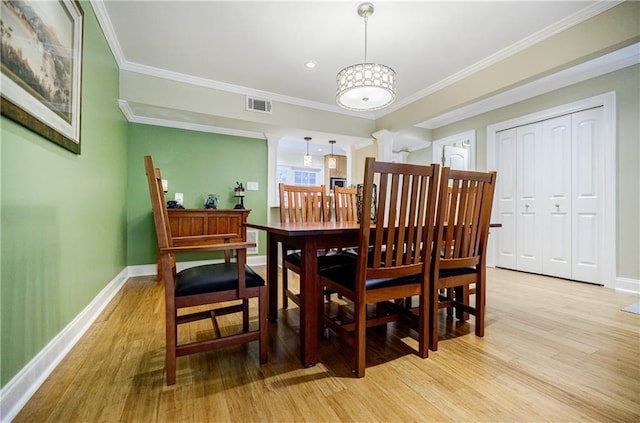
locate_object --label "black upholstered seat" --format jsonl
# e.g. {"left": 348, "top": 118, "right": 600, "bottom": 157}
{"left": 175, "top": 263, "right": 265, "bottom": 297}
{"left": 319, "top": 262, "right": 421, "bottom": 292}
{"left": 438, "top": 266, "right": 478, "bottom": 279}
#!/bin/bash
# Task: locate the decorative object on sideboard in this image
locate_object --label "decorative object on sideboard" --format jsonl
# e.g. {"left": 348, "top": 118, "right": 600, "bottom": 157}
{"left": 336, "top": 2, "right": 396, "bottom": 111}
{"left": 166, "top": 200, "right": 184, "bottom": 209}
{"left": 234, "top": 182, "right": 245, "bottom": 209}
{"left": 204, "top": 193, "right": 219, "bottom": 209}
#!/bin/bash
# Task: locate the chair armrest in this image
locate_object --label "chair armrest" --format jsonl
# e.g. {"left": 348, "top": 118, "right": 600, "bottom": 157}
{"left": 160, "top": 241, "right": 255, "bottom": 254}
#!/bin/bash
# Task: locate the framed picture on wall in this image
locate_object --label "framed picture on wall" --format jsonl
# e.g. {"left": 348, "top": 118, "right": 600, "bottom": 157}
{"left": 1, "top": 0, "right": 84, "bottom": 154}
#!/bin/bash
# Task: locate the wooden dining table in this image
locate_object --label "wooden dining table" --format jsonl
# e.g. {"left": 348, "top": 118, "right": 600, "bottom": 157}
{"left": 246, "top": 220, "right": 361, "bottom": 367}
{"left": 246, "top": 220, "right": 502, "bottom": 368}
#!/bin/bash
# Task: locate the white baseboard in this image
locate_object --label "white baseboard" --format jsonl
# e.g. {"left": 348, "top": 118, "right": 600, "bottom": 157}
{"left": 0, "top": 255, "right": 267, "bottom": 423}
{"left": 127, "top": 263, "right": 157, "bottom": 277}
{"left": 615, "top": 277, "right": 640, "bottom": 295}
{"left": 0, "top": 268, "right": 129, "bottom": 423}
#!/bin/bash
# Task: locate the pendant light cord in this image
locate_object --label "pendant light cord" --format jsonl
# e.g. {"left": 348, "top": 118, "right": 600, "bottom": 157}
{"left": 363, "top": 13, "right": 368, "bottom": 62}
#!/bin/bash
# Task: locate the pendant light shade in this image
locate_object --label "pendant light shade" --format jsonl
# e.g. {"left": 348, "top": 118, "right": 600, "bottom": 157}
{"left": 336, "top": 3, "right": 396, "bottom": 111}
{"left": 328, "top": 140, "right": 337, "bottom": 169}
{"left": 304, "top": 137, "right": 312, "bottom": 167}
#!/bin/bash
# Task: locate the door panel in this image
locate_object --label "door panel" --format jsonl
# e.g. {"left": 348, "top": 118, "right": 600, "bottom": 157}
{"left": 575, "top": 213, "right": 598, "bottom": 266}
{"left": 572, "top": 107, "right": 603, "bottom": 283}
{"left": 516, "top": 123, "right": 542, "bottom": 273}
{"left": 444, "top": 145, "right": 469, "bottom": 170}
{"left": 542, "top": 115, "right": 572, "bottom": 278}
{"left": 496, "top": 129, "right": 516, "bottom": 269}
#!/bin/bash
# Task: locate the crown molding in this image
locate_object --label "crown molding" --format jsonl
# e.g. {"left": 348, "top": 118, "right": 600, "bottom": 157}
{"left": 119, "top": 61, "right": 376, "bottom": 120}
{"left": 118, "top": 101, "right": 266, "bottom": 140}
{"left": 89, "top": 1, "right": 372, "bottom": 119}
{"left": 417, "top": 42, "right": 639, "bottom": 130}
{"left": 117, "top": 99, "right": 134, "bottom": 120}
{"left": 90, "top": 0, "right": 124, "bottom": 66}
{"left": 95, "top": 0, "right": 625, "bottom": 129}
{"left": 381, "top": 0, "right": 623, "bottom": 116}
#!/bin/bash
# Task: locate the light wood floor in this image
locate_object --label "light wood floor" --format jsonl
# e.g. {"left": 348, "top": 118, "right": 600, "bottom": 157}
{"left": 15, "top": 267, "right": 640, "bottom": 422}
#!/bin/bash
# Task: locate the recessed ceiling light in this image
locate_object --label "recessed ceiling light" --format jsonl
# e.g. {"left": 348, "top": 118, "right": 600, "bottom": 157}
{"left": 305, "top": 61, "right": 316, "bottom": 69}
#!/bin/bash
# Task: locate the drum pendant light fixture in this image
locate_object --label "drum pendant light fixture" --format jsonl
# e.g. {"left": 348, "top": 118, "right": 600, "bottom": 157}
{"left": 336, "top": 2, "right": 396, "bottom": 111}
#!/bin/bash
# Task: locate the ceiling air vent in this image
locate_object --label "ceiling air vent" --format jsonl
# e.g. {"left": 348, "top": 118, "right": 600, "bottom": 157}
{"left": 246, "top": 97, "right": 272, "bottom": 114}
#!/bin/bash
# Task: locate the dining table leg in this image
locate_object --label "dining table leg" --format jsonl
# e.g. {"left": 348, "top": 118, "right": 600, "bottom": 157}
{"left": 267, "top": 232, "right": 278, "bottom": 322}
{"left": 300, "top": 236, "right": 319, "bottom": 367}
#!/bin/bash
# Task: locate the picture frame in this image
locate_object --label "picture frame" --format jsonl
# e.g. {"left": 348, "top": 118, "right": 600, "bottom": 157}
{"left": 1, "top": 0, "right": 84, "bottom": 154}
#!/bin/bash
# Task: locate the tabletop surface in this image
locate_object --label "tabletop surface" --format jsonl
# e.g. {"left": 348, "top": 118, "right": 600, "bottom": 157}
{"left": 247, "top": 221, "right": 501, "bottom": 235}
{"left": 246, "top": 221, "right": 361, "bottom": 236}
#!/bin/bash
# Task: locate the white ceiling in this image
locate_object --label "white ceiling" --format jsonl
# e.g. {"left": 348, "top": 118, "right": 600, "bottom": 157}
{"left": 95, "top": 0, "right": 618, "bottom": 151}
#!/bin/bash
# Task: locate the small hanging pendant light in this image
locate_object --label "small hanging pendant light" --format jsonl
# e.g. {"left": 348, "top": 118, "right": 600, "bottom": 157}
{"left": 304, "top": 137, "right": 312, "bottom": 167}
{"left": 328, "top": 140, "right": 337, "bottom": 169}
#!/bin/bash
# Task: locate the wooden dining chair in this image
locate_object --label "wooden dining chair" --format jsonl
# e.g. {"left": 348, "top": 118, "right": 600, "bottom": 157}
{"left": 430, "top": 167, "right": 496, "bottom": 351}
{"left": 318, "top": 158, "right": 440, "bottom": 377}
{"left": 279, "top": 183, "right": 329, "bottom": 224}
{"left": 333, "top": 186, "right": 359, "bottom": 223}
{"left": 279, "top": 183, "right": 355, "bottom": 309}
{"left": 145, "top": 156, "right": 267, "bottom": 385}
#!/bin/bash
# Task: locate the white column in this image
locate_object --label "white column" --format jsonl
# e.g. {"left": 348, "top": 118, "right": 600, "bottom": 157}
{"left": 394, "top": 151, "right": 410, "bottom": 163}
{"left": 265, "top": 133, "right": 281, "bottom": 221}
{"left": 372, "top": 129, "right": 397, "bottom": 162}
{"left": 343, "top": 145, "right": 353, "bottom": 186}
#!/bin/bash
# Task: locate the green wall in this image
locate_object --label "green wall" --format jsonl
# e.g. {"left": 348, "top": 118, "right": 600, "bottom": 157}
{"left": 410, "top": 64, "right": 640, "bottom": 280}
{"left": 126, "top": 124, "right": 268, "bottom": 266}
{"left": 1, "top": 2, "right": 128, "bottom": 386}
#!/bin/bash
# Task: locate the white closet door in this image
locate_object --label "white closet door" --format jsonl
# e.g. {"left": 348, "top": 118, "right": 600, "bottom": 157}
{"left": 516, "top": 123, "right": 543, "bottom": 273}
{"left": 572, "top": 107, "right": 603, "bottom": 283}
{"left": 443, "top": 145, "right": 469, "bottom": 170}
{"left": 496, "top": 129, "right": 517, "bottom": 269}
{"left": 541, "top": 115, "right": 572, "bottom": 278}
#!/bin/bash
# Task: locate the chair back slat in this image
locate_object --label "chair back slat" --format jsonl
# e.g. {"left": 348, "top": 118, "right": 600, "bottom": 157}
{"left": 334, "top": 186, "right": 358, "bottom": 222}
{"left": 357, "top": 158, "right": 440, "bottom": 296}
{"left": 279, "top": 183, "right": 328, "bottom": 224}
{"left": 435, "top": 168, "right": 496, "bottom": 267}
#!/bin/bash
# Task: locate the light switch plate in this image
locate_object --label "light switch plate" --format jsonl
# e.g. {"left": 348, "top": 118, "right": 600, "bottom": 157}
{"left": 175, "top": 193, "right": 183, "bottom": 205}
{"left": 247, "top": 181, "right": 259, "bottom": 191}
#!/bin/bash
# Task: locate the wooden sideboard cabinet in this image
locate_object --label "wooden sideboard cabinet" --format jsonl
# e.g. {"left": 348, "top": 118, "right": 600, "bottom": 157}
{"left": 157, "top": 209, "right": 251, "bottom": 280}
{"left": 168, "top": 208, "right": 250, "bottom": 241}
